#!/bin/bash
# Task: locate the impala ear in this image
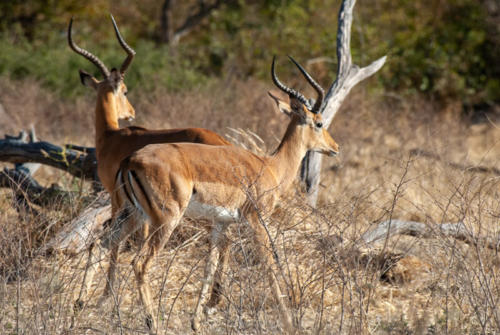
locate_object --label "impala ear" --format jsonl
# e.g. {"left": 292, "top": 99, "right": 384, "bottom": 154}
{"left": 109, "top": 68, "right": 123, "bottom": 91}
{"left": 268, "top": 91, "right": 292, "bottom": 117}
{"left": 79, "top": 70, "right": 99, "bottom": 90}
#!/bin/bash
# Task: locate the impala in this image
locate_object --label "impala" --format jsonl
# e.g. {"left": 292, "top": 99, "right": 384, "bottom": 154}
{"left": 68, "top": 16, "right": 231, "bottom": 308}
{"left": 110, "top": 56, "right": 339, "bottom": 333}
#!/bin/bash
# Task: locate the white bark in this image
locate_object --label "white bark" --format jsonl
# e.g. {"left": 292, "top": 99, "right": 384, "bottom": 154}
{"left": 45, "top": 199, "right": 111, "bottom": 255}
{"left": 301, "top": 0, "right": 387, "bottom": 206}
{"left": 361, "top": 220, "right": 499, "bottom": 250}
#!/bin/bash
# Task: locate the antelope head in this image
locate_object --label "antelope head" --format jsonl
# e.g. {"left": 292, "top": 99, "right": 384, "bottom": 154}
{"left": 269, "top": 56, "right": 340, "bottom": 157}
{"left": 68, "top": 15, "right": 136, "bottom": 122}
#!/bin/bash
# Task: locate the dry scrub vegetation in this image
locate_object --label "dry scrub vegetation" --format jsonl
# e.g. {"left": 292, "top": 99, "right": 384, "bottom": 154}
{"left": 1, "top": 77, "right": 500, "bottom": 334}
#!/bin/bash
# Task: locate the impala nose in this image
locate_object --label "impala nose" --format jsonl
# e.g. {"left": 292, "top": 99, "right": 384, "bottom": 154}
{"left": 329, "top": 148, "right": 339, "bottom": 156}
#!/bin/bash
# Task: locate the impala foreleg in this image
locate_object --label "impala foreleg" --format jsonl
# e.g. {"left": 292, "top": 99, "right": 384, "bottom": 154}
{"left": 192, "top": 221, "right": 229, "bottom": 331}
{"left": 247, "top": 210, "right": 294, "bottom": 333}
{"left": 207, "top": 233, "right": 230, "bottom": 308}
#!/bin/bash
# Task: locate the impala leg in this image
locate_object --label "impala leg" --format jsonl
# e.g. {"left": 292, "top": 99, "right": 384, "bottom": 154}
{"left": 206, "top": 234, "right": 230, "bottom": 308}
{"left": 74, "top": 242, "right": 99, "bottom": 312}
{"left": 247, "top": 211, "right": 294, "bottom": 333}
{"left": 133, "top": 210, "right": 182, "bottom": 333}
{"left": 132, "top": 241, "right": 157, "bottom": 332}
{"left": 192, "top": 221, "right": 229, "bottom": 331}
{"left": 103, "top": 207, "right": 142, "bottom": 300}
{"left": 75, "top": 202, "right": 124, "bottom": 308}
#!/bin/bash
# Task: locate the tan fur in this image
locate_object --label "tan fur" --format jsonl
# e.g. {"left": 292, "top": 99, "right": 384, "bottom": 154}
{"left": 114, "top": 98, "right": 339, "bottom": 332}
{"left": 89, "top": 79, "right": 230, "bottom": 194}
{"left": 74, "top": 55, "right": 229, "bottom": 314}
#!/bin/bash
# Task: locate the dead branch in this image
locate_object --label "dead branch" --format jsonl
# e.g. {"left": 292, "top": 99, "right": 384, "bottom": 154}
{"left": 0, "top": 130, "right": 97, "bottom": 181}
{"left": 44, "top": 194, "right": 111, "bottom": 255}
{"left": 361, "top": 220, "right": 500, "bottom": 250}
{"left": 1, "top": 129, "right": 79, "bottom": 209}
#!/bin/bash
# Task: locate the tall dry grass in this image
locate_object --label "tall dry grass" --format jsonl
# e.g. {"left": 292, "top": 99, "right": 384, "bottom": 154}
{"left": 1, "top": 77, "right": 500, "bottom": 334}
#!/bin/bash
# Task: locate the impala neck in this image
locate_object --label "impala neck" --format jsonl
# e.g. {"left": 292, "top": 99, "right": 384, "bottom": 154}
{"left": 270, "top": 115, "right": 308, "bottom": 188}
{"left": 95, "top": 89, "right": 119, "bottom": 156}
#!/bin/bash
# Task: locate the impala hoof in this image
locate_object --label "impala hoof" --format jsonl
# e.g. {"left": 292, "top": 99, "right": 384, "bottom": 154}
{"left": 191, "top": 316, "right": 202, "bottom": 332}
{"left": 145, "top": 313, "right": 157, "bottom": 334}
{"left": 73, "top": 299, "right": 84, "bottom": 312}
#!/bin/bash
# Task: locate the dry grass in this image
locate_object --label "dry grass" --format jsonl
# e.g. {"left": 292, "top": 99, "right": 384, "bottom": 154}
{"left": 1, "top": 77, "right": 500, "bottom": 334}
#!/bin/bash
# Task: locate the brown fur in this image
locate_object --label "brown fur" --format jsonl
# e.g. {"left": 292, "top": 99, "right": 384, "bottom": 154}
{"left": 75, "top": 65, "right": 229, "bottom": 314}
{"left": 114, "top": 98, "right": 339, "bottom": 332}
{"left": 89, "top": 81, "right": 229, "bottom": 194}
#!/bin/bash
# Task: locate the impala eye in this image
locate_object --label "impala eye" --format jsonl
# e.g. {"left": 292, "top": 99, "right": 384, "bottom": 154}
{"left": 123, "top": 91, "right": 128, "bottom": 96}
{"left": 315, "top": 122, "right": 323, "bottom": 128}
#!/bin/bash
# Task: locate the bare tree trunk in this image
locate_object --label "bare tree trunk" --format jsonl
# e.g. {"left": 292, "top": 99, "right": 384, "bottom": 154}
{"left": 44, "top": 196, "right": 111, "bottom": 255}
{"left": 300, "top": 0, "right": 386, "bottom": 206}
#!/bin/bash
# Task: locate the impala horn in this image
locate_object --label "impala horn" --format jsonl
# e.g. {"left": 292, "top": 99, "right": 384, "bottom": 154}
{"left": 288, "top": 56, "right": 324, "bottom": 113}
{"left": 68, "top": 17, "right": 110, "bottom": 78}
{"left": 110, "top": 14, "right": 136, "bottom": 75}
{"left": 271, "top": 56, "right": 312, "bottom": 110}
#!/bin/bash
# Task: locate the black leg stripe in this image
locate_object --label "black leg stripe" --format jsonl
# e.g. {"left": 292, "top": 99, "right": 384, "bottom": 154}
{"left": 127, "top": 171, "right": 140, "bottom": 207}
{"left": 130, "top": 170, "right": 152, "bottom": 210}
{"left": 120, "top": 169, "right": 134, "bottom": 206}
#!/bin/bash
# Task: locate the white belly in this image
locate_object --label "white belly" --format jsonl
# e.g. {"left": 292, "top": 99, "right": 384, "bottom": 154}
{"left": 184, "top": 195, "right": 240, "bottom": 222}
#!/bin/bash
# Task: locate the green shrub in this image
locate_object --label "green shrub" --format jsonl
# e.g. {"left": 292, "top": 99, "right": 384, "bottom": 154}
{"left": 0, "top": 32, "right": 209, "bottom": 98}
{"left": 0, "top": 0, "right": 497, "bottom": 107}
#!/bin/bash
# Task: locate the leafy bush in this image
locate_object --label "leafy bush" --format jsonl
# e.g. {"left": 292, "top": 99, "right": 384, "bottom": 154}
{"left": 0, "top": 0, "right": 498, "bottom": 107}
{"left": 364, "top": 0, "right": 499, "bottom": 104}
{"left": 0, "top": 32, "right": 209, "bottom": 97}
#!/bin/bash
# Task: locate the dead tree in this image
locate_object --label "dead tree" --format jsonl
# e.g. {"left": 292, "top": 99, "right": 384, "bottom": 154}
{"left": 159, "top": 0, "right": 226, "bottom": 46}
{"left": 300, "top": 0, "right": 387, "bottom": 206}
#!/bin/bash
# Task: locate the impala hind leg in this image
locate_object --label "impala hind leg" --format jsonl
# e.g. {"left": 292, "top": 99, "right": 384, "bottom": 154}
{"left": 132, "top": 211, "right": 183, "bottom": 333}
{"left": 192, "top": 221, "right": 229, "bottom": 331}
{"left": 247, "top": 211, "right": 294, "bottom": 333}
{"left": 74, "top": 241, "right": 102, "bottom": 311}
{"left": 103, "top": 208, "right": 143, "bottom": 300}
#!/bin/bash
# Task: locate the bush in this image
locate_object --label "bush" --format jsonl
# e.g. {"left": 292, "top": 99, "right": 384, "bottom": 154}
{"left": 0, "top": 0, "right": 498, "bottom": 107}
{"left": 0, "top": 31, "right": 209, "bottom": 98}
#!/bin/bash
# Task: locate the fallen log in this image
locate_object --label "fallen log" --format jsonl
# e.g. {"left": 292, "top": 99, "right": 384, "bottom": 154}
{"left": 361, "top": 219, "right": 500, "bottom": 250}
{"left": 0, "top": 129, "right": 85, "bottom": 207}
{"left": 0, "top": 130, "right": 98, "bottom": 181}
{"left": 44, "top": 194, "right": 111, "bottom": 255}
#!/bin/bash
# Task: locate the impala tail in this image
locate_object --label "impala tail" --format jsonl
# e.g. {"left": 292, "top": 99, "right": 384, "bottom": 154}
{"left": 115, "top": 160, "right": 152, "bottom": 219}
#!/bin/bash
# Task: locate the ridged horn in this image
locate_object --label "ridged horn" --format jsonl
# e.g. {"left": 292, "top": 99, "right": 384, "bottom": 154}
{"left": 110, "top": 14, "right": 136, "bottom": 75}
{"left": 68, "top": 17, "right": 110, "bottom": 78}
{"left": 271, "top": 56, "right": 311, "bottom": 109}
{"left": 288, "top": 55, "right": 324, "bottom": 113}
